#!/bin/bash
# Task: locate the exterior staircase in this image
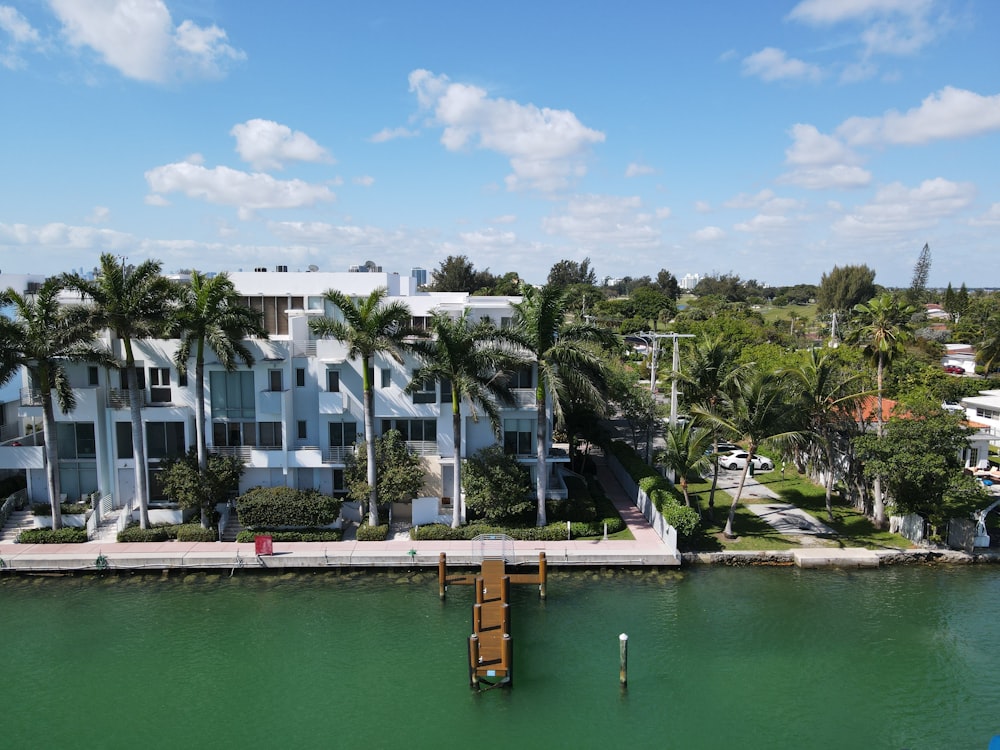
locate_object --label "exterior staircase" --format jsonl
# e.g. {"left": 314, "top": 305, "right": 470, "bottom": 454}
{"left": 91, "top": 507, "right": 127, "bottom": 543}
{"left": 221, "top": 511, "right": 244, "bottom": 542}
{"left": 0, "top": 509, "right": 35, "bottom": 543}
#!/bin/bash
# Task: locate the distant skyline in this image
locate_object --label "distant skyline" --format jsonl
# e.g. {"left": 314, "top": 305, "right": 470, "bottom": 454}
{"left": 1, "top": 0, "right": 998, "bottom": 288}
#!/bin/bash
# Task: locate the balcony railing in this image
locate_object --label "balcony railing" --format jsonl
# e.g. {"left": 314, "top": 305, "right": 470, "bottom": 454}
{"left": 107, "top": 389, "right": 146, "bottom": 409}
{"left": 292, "top": 341, "right": 317, "bottom": 358}
{"left": 210, "top": 446, "right": 252, "bottom": 462}
{"left": 511, "top": 388, "right": 536, "bottom": 408}
{"left": 405, "top": 440, "right": 439, "bottom": 456}
{"left": 324, "top": 446, "right": 355, "bottom": 463}
{"left": 19, "top": 387, "right": 42, "bottom": 407}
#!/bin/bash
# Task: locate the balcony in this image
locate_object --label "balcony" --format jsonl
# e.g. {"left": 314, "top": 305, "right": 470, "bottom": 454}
{"left": 405, "top": 440, "right": 439, "bottom": 456}
{"left": 323, "top": 446, "right": 355, "bottom": 463}
{"left": 107, "top": 388, "right": 146, "bottom": 410}
{"left": 511, "top": 388, "right": 536, "bottom": 408}
{"left": 20, "top": 387, "right": 43, "bottom": 407}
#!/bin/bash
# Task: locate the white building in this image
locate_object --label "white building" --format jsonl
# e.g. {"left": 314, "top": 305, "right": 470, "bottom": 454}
{"left": 0, "top": 268, "right": 566, "bottom": 526}
{"left": 679, "top": 273, "right": 701, "bottom": 291}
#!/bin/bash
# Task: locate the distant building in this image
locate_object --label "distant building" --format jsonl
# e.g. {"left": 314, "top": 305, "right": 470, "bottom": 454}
{"left": 348, "top": 260, "right": 382, "bottom": 273}
{"left": 680, "top": 273, "right": 701, "bottom": 291}
{"left": 411, "top": 267, "right": 427, "bottom": 287}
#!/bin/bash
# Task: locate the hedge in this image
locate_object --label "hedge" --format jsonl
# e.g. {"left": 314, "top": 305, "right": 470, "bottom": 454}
{"left": 409, "top": 517, "right": 626, "bottom": 542}
{"left": 609, "top": 440, "right": 700, "bottom": 538}
{"left": 237, "top": 487, "right": 341, "bottom": 528}
{"left": 175, "top": 525, "right": 218, "bottom": 542}
{"left": 117, "top": 525, "right": 169, "bottom": 543}
{"left": 31, "top": 502, "right": 89, "bottom": 516}
{"left": 235, "top": 528, "right": 343, "bottom": 543}
{"left": 356, "top": 522, "right": 390, "bottom": 541}
{"left": 18, "top": 527, "right": 88, "bottom": 544}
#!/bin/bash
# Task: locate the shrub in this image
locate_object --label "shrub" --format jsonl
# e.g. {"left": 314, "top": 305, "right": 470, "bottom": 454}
{"left": 356, "top": 522, "right": 389, "bottom": 541}
{"left": 18, "top": 527, "right": 88, "bottom": 544}
{"left": 237, "top": 487, "right": 342, "bottom": 528}
{"left": 117, "top": 525, "right": 169, "bottom": 543}
{"left": 409, "top": 519, "right": 626, "bottom": 542}
{"left": 31, "top": 502, "right": 89, "bottom": 516}
{"left": 235, "top": 528, "right": 343, "bottom": 543}
{"left": 610, "top": 439, "right": 699, "bottom": 538}
{"left": 175, "top": 525, "right": 218, "bottom": 542}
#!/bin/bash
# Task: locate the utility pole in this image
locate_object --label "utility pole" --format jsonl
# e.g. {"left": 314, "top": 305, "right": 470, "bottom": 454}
{"left": 638, "top": 332, "right": 694, "bottom": 425}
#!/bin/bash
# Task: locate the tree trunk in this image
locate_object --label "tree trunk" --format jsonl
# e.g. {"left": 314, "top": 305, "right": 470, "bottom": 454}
{"left": 824, "top": 440, "right": 835, "bottom": 522}
{"left": 362, "top": 357, "right": 378, "bottom": 526}
{"left": 452, "top": 406, "right": 462, "bottom": 529}
{"left": 872, "top": 358, "right": 886, "bottom": 528}
{"left": 195, "top": 347, "right": 209, "bottom": 528}
{"left": 125, "top": 341, "right": 150, "bottom": 529}
{"left": 40, "top": 378, "right": 63, "bottom": 531}
{"left": 722, "top": 460, "right": 752, "bottom": 539}
{"left": 535, "top": 383, "right": 548, "bottom": 527}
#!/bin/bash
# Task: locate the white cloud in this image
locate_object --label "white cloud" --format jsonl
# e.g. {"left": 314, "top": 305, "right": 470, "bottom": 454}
{"left": 230, "top": 119, "right": 332, "bottom": 170}
{"left": 1, "top": 4, "right": 40, "bottom": 68}
{"left": 788, "top": 0, "right": 940, "bottom": 58}
{"left": 49, "top": 0, "right": 244, "bottom": 83}
{"left": 781, "top": 165, "right": 872, "bottom": 190}
{"left": 725, "top": 189, "right": 776, "bottom": 209}
{"left": 742, "top": 47, "right": 822, "bottom": 83}
{"left": 144, "top": 193, "right": 170, "bottom": 207}
{"left": 837, "top": 87, "right": 1000, "bottom": 146}
{"left": 780, "top": 123, "right": 872, "bottom": 190}
{"left": 694, "top": 200, "right": 711, "bottom": 213}
{"left": 490, "top": 214, "right": 517, "bottom": 224}
{"left": 541, "top": 195, "right": 660, "bottom": 247}
{"left": 353, "top": 175, "right": 375, "bottom": 187}
{"left": 788, "top": 0, "right": 932, "bottom": 25}
{"left": 735, "top": 214, "right": 793, "bottom": 233}
{"left": 369, "top": 126, "right": 419, "bottom": 143}
{"left": 655, "top": 207, "right": 672, "bottom": 219}
{"left": 408, "top": 69, "right": 605, "bottom": 192}
{"left": 834, "top": 177, "right": 976, "bottom": 238}
{"left": 692, "top": 226, "right": 725, "bottom": 242}
{"left": 458, "top": 228, "right": 518, "bottom": 247}
{"left": 145, "top": 158, "right": 335, "bottom": 216}
{"left": 266, "top": 220, "right": 405, "bottom": 248}
{"left": 0, "top": 220, "right": 132, "bottom": 250}
{"left": 969, "top": 203, "right": 1000, "bottom": 227}
{"left": 86, "top": 206, "right": 110, "bottom": 224}
{"left": 625, "top": 162, "right": 655, "bottom": 178}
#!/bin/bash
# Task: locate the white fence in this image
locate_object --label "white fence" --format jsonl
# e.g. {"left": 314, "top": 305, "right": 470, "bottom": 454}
{"left": 605, "top": 453, "right": 679, "bottom": 553}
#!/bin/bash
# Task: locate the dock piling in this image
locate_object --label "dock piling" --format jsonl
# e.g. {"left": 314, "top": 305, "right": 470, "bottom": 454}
{"left": 619, "top": 633, "right": 628, "bottom": 688}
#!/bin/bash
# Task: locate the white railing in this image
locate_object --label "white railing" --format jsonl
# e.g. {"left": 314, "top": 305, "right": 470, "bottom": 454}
{"left": 116, "top": 497, "right": 138, "bottom": 536}
{"left": 406, "top": 441, "right": 439, "bottom": 456}
{"left": 19, "top": 387, "right": 42, "bottom": 406}
{"left": 1, "top": 491, "right": 24, "bottom": 527}
{"left": 511, "top": 388, "right": 536, "bottom": 408}
{"left": 211, "top": 446, "right": 252, "bottom": 462}
{"left": 324, "top": 446, "right": 355, "bottom": 463}
{"left": 107, "top": 389, "right": 146, "bottom": 409}
{"left": 217, "top": 503, "right": 232, "bottom": 542}
{"left": 291, "top": 340, "right": 317, "bottom": 357}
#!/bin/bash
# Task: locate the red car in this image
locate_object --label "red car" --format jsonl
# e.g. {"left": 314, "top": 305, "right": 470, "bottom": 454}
{"left": 943, "top": 365, "right": 965, "bottom": 375}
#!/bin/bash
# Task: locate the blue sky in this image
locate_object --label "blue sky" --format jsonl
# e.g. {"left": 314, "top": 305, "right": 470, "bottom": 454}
{"left": 1, "top": 0, "right": 998, "bottom": 288}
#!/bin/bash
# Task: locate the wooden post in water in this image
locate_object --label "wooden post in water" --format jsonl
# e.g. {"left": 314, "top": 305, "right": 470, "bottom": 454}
{"left": 538, "top": 552, "right": 547, "bottom": 599}
{"left": 502, "top": 633, "right": 513, "bottom": 687}
{"left": 619, "top": 633, "right": 628, "bottom": 688}
{"left": 475, "top": 575, "right": 484, "bottom": 605}
{"left": 469, "top": 634, "right": 480, "bottom": 688}
{"left": 473, "top": 603, "right": 483, "bottom": 633}
{"left": 500, "top": 574, "right": 509, "bottom": 604}
{"left": 438, "top": 553, "right": 447, "bottom": 599}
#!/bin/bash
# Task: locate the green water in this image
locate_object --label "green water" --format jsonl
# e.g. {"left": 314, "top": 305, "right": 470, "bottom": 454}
{"left": 2, "top": 566, "right": 999, "bottom": 749}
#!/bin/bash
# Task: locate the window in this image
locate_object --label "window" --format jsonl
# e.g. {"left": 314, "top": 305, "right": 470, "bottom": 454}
{"left": 146, "top": 422, "right": 186, "bottom": 459}
{"left": 411, "top": 378, "right": 436, "bottom": 404}
{"left": 58, "top": 463, "right": 98, "bottom": 501}
{"left": 504, "top": 418, "right": 534, "bottom": 455}
{"left": 210, "top": 371, "right": 256, "bottom": 420}
{"left": 119, "top": 366, "right": 146, "bottom": 390}
{"left": 88, "top": 366, "right": 99, "bottom": 386}
{"left": 149, "top": 367, "right": 171, "bottom": 403}
{"left": 381, "top": 368, "right": 391, "bottom": 388}
{"left": 57, "top": 423, "right": 97, "bottom": 459}
{"left": 240, "top": 295, "right": 304, "bottom": 336}
{"left": 332, "top": 468, "right": 346, "bottom": 496}
{"left": 976, "top": 407, "right": 999, "bottom": 421}
{"left": 178, "top": 368, "right": 188, "bottom": 387}
{"left": 269, "top": 369, "right": 283, "bottom": 392}
{"left": 327, "top": 369, "right": 340, "bottom": 392}
{"left": 213, "top": 421, "right": 256, "bottom": 447}
{"left": 258, "top": 422, "right": 283, "bottom": 448}
{"left": 297, "top": 420, "right": 307, "bottom": 440}
{"left": 296, "top": 368, "right": 306, "bottom": 387}
{"left": 381, "top": 418, "right": 436, "bottom": 442}
{"left": 440, "top": 378, "right": 452, "bottom": 404}
{"left": 511, "top": 367, "right": 533, "bottom": 389}
{"left": 329, "top": 422, "right": 358, "bottom": 447}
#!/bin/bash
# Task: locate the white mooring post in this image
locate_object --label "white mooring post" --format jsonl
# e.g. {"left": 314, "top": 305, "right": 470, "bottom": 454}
{"left": 619, "top": 633, "right": 628, "bottom": 687}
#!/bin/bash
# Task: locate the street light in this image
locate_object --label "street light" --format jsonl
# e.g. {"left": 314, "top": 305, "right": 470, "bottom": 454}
{"left": 636, "top": 332, "right": 694, "bottom": 426}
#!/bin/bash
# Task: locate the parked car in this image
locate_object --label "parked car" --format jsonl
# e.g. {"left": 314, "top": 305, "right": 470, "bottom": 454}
{"left": 720, "top": 451, "right": 774, "bottom": 472}
{"left": 943, "top": 365, "right": 965, "bottom": 375}
{"left": 710, "top": 441, "right": 740, "bottom": 454}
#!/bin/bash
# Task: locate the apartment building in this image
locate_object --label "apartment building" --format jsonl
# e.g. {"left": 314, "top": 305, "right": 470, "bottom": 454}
{"left": 1, "top": 268, "right": 566, "bottom": 524}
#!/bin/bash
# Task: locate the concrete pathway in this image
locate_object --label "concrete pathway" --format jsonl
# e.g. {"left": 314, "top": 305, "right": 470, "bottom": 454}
{"left": 711, "top": 468, "right": 834, "bottom": 541}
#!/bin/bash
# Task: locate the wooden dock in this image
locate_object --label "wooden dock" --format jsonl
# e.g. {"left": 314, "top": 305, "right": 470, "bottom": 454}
{"left": 438, "top": 549, "right": 547, "bottom": 689}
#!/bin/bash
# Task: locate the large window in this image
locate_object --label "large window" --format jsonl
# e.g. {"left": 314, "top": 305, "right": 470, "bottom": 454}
{"left": 56, "top": 423, "right": 96, "bottom": 459}
{"left": 59, "top": 463, "right": 98, "bottom": 501}
{"left": 440, "top": 378, "right": 452, "bottom": 404}
{"left": 381, "top": 418, "right": 436, "bottom": 442}
{"left": 326, "top": 369, "right": 340, "bottom": 392}
{"left": 329, "top": 422, "right": 358, "bottom": 447}
{"left": 213, "top": 421, "right": 256, "bottom": 447}
{"left": 240, "top": 296, "right": 304, "bottom": 336}
{"left": 149, "top": 367, "right": 171, "bottom": 403}
{"left": 146, "top": 422, "right": 186, "bottom": 459}
{"left": 504, "top": 418, "right": 534, "bottom": 455}
{"left": 210, "top": 371, "right": 256, "bottom": 420}
{"left": 411, "top": 378, "right": 436, "bottom": 404}
{"left": 258, "top": 422, "right": 283, "bottom": 448}
{"left": 268, "top": 370, "right": 283, "bottom": 392}
{"left": 119, "top": 367, "right": 146, "bottom": 390}
{"left": 510, "top": 366, "right": 533, "bottom": 389}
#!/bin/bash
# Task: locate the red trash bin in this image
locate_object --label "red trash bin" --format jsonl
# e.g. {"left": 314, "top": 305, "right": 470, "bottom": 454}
{"left": 255, "top": 535, "right": 273, "bottom": 556}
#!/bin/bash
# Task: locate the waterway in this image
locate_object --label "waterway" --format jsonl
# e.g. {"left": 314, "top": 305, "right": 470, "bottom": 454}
{"left": 2, "top": 565, "right": 998, "bottom": 749}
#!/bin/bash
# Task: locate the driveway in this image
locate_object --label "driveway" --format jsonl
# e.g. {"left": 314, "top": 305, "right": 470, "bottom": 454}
{"left": 712, "top": 468, "right": 835, "bottom": 541}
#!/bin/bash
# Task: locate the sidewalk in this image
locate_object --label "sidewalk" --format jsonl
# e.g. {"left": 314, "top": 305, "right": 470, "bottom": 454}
{"left": 712, "top": 468, "right": 834, "bottom": 538}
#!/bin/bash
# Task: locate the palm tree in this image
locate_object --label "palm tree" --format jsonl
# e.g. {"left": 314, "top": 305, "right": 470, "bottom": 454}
{"left": 512, "top": 284, "right": 616, "bottom": 526}
{"left": 659, "top": 423, "right": 714, "bottom": 508}
{"left": 849, "top": 293, "right": 915, "bottom": 527}
{"left": 407, "top": 310, "right": 526, "bottom": 527}
{"left": 171, "top": 271, "right": 266, "bottom": 527}
{"left": 309, "top": 287, "right": 418, "bottom": 526}
{"left": 63, "top": 254, "right": 178, "bottom": 529}
{"left": 976, "top": 310, "right": 1000, "bottom": 374}
{"left": 694, "top": 365, "right": 804, "bottom": 538}
{"left": 2, "top": 280, "right": 113, "bottom": 528}
{"left": 784, "top": 348, "right": 866, "bottom": 521}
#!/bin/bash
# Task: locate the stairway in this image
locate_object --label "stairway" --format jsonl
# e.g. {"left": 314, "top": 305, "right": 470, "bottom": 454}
{"left": 220, "top": 512, "right": 244, "bottom": 542}
{"left": 91, "top": 507, "right": 127, "bottom": 543}
{"left": 0, "top": 509, "right": 35, "bottom": 543}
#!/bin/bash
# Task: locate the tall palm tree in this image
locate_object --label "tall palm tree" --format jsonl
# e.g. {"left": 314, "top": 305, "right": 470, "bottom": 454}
{"left": 849, "top": 293, "right": 914, "bottom": 527}
{"left": 784, "top": 348, "right": 866, "bottom": 521}
{"left": 309, "top": 287, "right": 418, "bottom": 526}
{"left": 512, "top": 284, "right": 616, "bottom": 526}
{"left": 659, "top": 423, "right": 714, "bottom": 508}
{"left": 406, "top": 310, "right": 526, "bottom": 527}
{"left": 171, "top": 271, "right": 266, "bottom": 527}
{"left": 976, "top": 310, "right": 1000, "bottom": 374}
{"left": 2, "top": 280, "right": 113, "bottom": 528}
{"left": 63, "top": 254, "right": 178, "bottom": 529}
{"left": 694, "top": 365, "right": 804, "bottom": 538}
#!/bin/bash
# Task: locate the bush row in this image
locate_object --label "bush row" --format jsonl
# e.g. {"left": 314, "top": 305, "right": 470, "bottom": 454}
{"left": 356, "top": 522, "right": 390, "bottom": 541}
{"left": 409, "top": 516, "right": 625, "bottom": 542}
{"left": 609, "top": 440, "right": 700, "bottom": 537}
{"left": 237, "top": 487, "right": 342, "bottom": 528}
{"left": 235, "top": 528, "right": 343, "bottom": 543}
{"left": 18, "top": 527, "right": 88, "bottom": 544}
{"left": 115, "top": 523, "right": 219, "bottom": 542}
{"left": 31, "top": 502, "right": 89, "bottom": 516}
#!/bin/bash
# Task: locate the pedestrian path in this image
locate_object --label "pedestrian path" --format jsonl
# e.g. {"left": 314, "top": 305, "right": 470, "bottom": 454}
{"left": 712, "top": 469, "right": 833, "bottom": 539}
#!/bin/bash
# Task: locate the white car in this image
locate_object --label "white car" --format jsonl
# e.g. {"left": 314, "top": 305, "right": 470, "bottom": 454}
{"left": 720, "top": 451, "right": 773, "bottom": 472}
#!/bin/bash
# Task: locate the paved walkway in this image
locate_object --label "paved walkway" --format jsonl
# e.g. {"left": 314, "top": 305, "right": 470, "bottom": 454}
{"left": 0, "top": 449, "right": 679, "bottom": 572}
{"left": 712, "top": 468, "right": 834, "bottom": 539}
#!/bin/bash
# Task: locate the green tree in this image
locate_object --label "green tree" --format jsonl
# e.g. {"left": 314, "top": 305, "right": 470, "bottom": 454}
{"left": 345, "top": 430, "right": 425, "bottom": 508}
{"left": 694, "top": 366, "right": 804, "bottom": 538}
{"left": 628, "top": 286, "right": 675, "bottom": 329}
{"left": 849, "top": 293, "right": 915, "bottom": 527}
{"left": 171, "top": 272, "right": 265, "bottom": 525}
{"left": 159, "top": 449, "right": 245, "bottom": 526}
{"left": 1, "top": 279, "right": 113, "bottom": 528}
{"left": 429, "top": 255, "right": 496, "bottom": 293}
{"left": 463, "top": 445, "right": 533, "bottom": 524}
{"left": 816, "top": 264, "right": 876, "bottom": 314}
{"left": 658, "top": 424, "right": 713, "bottom": 508}
{"left": 547, "top": 257, "right": 597, "bottom": 288}
{"left": 784, "top": 348, "right": 866, "bottom": 521}
{"left": 655, "top": 269, "right": 681, "bottom": 300}
{"left": 906, "top": 243, "right": 931, "bottom": 307}
{"left": 407, "top": 310, "right": 525, "bottom": 527}
{"left": 64, "top": 254, "right": 178, "bottom": 529}
{"left": 512, "top": 284, "right": 617, "bottom": 525}
{"left": 310, "top": 288, "right": 419, "bottom": 525}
